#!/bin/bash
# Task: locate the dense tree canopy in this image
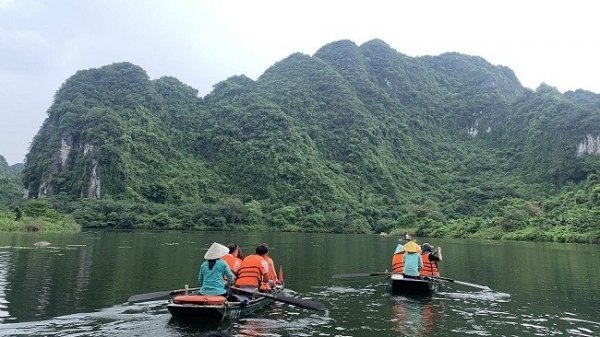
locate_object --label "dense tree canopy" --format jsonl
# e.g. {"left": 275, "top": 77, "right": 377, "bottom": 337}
{"left": 4, "top": 39, "right": 600, "bottom": 241}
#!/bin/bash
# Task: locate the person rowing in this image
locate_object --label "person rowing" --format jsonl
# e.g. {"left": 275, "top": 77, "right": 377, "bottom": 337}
{"left": 420, "top": 243, "right": 442, "bottom": 277}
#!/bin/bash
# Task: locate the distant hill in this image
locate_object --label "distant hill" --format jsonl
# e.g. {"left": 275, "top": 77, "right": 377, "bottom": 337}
{"left": 0, "top": 155, "right": 21, "bottom": 206}
{"left": 17, "top": 39, "right": 600, "bottom": 240}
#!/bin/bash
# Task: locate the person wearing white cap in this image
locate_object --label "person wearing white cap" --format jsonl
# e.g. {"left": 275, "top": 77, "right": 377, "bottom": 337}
{"left": 198, "top": 242, "right": 235, "bottom": 296}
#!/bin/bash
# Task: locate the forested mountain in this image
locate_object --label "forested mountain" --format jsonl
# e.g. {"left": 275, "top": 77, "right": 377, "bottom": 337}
{"left": 15, "top": 39, "right": 600, "bottom": 241}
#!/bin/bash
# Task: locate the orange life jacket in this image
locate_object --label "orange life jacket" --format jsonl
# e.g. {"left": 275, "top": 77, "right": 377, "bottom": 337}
{"left": 419, "top": 252, "right": 440, "bottom": 276}
{"left": 234, "top": 254, "right": 267, "bottom": 287}
{"left": 392, "top": 251, "right": 405, "bottom": 273}
{"left": 221, "top": 254, "right": 242, "bottom": 274}
{"left": 265, "top": 256, "right": 278, "bottom": 282}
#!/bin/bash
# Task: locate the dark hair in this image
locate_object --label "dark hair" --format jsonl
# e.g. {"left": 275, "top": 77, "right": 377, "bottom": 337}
{"left": 227, "top": 243, "right": 244, "bottom": 259}
{"left": 256, "top": 243, "right": 269, "bottom": 255}
{"left": 208, "top": 260, "right": 216, "bottom": 269}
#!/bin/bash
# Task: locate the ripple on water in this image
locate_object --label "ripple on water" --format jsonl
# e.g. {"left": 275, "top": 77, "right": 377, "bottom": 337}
{"left": 438, "top": 290, "right": 511, "bottom": 302}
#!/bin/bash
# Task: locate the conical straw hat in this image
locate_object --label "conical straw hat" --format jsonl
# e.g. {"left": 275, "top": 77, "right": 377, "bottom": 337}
{"left": 204, "top": 242, "right": 229, "bottom": 260}
{"left": 403, "top": 240, "right": 421, "bottom": 253}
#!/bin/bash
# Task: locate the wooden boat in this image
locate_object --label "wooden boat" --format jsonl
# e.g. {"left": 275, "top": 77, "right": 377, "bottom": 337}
{"left": 389, "top": 273, "right": 438, "bottom": 295}
{"left": 166, "top": 284, "right": 284, "bottom": 321}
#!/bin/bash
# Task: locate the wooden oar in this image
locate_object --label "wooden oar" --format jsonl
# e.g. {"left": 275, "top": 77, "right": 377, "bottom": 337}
{"left": 331, "top": 272, "right": 390, "bottom": 278}
{"left": 128, "top": 286, "right": 200, "bottom": 302}
{"left": 230, "top": 286, "right": 325, "bottom": 311}
{"left": 428, "top": 276, "right": 491, "bottom": 291}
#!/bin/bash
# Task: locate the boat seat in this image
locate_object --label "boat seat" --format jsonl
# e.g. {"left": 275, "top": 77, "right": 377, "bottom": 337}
{"left": 172, "top": 295, "right": 227, "bottom": 305}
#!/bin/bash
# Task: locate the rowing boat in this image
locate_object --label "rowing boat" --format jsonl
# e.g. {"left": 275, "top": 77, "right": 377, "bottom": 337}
{"left": 166, "top": 284, "right": 284, "bottom": 321}
{"left": 389, "top": 273, "right": 438, "bottom": 295}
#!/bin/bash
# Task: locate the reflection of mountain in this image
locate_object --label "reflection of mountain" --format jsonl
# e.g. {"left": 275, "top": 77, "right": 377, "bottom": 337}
{"left": 1, "top": 240, "right": 95, "bottom": 322}
{"left": 392, "top": 296, "right": 436, "bottom": 336}
{"left": 0, "top": 251, "right": 11, "bottom": 321}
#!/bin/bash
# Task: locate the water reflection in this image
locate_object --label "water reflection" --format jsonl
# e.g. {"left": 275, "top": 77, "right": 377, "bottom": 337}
{"left": 233, "top": 302, "right": 326, "bottom": 336}
{"left": 166, "top": 315, "right": 224, "bottom": 335}
{"left": 0, "top": 232, "right": 599, "bottom": 337}
{"left": 391, "top": 296, "right": 436, "bottom": 336}
{"left": 0, "top": 251, "right": 10, "bottom": 320}
{"left": 237, "top": 318, "right": 280, "bottom": 336}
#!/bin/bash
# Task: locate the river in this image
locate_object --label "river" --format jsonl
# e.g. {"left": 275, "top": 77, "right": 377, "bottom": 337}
{"left": 0, "top": 231, "right": 598, "bottom": 336}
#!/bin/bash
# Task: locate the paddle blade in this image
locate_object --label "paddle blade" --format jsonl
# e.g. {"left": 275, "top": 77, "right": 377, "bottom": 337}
{"left": 452, "top": 280, "right": 491, "bottom": 291}
{"left": 127, "top": 287, "right": 201, "bottom": 302}
{"left": 435, "top": 277, "right": 491, "bottom": 291}
{"left": 128, "top": 290, "right": 172, "bottom": 302}
{"left": 274, "top": 295, "right": 326, "bottom": 311}
{"left": 332, "top": 272, "right": 389, "bottom": 279}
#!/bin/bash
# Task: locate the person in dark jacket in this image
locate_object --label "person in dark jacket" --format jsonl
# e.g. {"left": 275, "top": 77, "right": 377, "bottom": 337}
{"left": 420, "top": 243, "right": 442, "bottom": 277}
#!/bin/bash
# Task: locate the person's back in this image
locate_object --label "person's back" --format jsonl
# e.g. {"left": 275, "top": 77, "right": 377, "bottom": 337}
{"left": 234, "top": 244, "right": 269, "bottom": 288}
{"left": 401, "top": 241, "right": 422, "bottom": 278}
{"left": 198, "top": 242, "right": 235, "bottom": 296}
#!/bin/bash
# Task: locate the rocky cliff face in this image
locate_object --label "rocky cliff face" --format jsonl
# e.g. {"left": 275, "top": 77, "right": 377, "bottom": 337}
{"left": 578, "top": 134, "right": 600, "bottom": 156}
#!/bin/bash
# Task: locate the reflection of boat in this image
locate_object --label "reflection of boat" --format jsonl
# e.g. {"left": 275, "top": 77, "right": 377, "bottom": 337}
{"left": 166, "top": 285, "right": 284, "bottom": 322}
{"left": 390, "top": 273, "right": 438, "bottom": 295}
{"left": 393, "top": 296, "right": 436, "bottom": 335}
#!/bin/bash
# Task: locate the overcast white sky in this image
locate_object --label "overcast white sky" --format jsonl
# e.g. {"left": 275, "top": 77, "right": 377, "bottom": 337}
{"left": 1, "top": 0, "right": 599, "bottom": 165}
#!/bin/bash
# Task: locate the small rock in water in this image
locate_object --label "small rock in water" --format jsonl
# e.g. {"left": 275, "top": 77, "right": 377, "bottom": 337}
{"left": 34, "top": 241, "right": 51, "bottom": 247}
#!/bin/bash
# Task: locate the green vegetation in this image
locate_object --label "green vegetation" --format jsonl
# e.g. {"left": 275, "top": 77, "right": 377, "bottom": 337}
{"left": 0, "top": 199, "right": 80, "bottom": 232}
{"left": 3, "top": 39, "right": 600, "bottom": 241}
{"left": 0, "top": 155, "right": 22, "bottom": 207}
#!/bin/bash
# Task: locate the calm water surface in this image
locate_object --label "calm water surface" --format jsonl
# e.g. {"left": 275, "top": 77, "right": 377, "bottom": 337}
{"left": 0, "top": 231, "right": 598, "bottom": 336}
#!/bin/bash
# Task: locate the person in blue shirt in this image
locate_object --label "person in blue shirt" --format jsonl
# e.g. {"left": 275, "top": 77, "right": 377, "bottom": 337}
{"left": 198, "top": 242, "right": 235, "bottom": 296}
{"left": 402, "top": 240, "right": 423, "bottom": 278}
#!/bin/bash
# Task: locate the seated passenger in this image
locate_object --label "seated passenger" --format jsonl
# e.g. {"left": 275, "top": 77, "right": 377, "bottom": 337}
{"left": 391, "top": 234, "right": 413, "bottom": 273}
{"left": 401, "top": 240, "right": 422, "bottom": 279}
{"left": 222, "top": 243, "right": 243, "bottom": 274}
{"left": 234, "top": 244, "right": 270, "bottom": 291}
{"left": 198, "top": 242, "right": 235, "bottom": 296}
{"left": 261, "top": 243, "right": 280, "bottom": 286}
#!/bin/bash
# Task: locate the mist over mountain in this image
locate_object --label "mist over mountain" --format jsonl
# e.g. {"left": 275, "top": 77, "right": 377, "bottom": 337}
{"left": 12, "top": 39, "right": 600, "bottom": 241}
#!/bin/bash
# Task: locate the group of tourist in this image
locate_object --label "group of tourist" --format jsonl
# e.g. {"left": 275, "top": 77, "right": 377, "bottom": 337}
{"left": 391, "top": 234, "right": 443, "bottom": 278}
{"left": 198, "top": 242, "right": 280, "bottom": 296}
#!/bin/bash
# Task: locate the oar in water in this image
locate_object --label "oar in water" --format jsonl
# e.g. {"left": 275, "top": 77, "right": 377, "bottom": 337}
{"left": 128, "top": 286, "right": 200, "bottom": 302}
{"left": 331, "top": 272, "right": 390, "bottom": 278}
{"left": 427, "top": 276, "right": 491, "bottom": 291}
{"left": 230, "top": 286, "right": 325, "bottom": 311}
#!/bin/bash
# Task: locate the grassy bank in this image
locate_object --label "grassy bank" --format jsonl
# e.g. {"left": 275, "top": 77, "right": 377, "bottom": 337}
{"left": 0, "top": 200, "right": 81, "bottom": 232}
